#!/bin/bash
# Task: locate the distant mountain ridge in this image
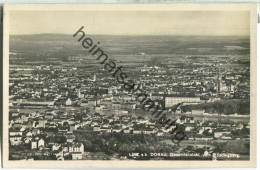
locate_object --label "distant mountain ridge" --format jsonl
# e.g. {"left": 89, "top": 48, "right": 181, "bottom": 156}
{"left": 10, "top": 34, "right": 250, "bottom": 56}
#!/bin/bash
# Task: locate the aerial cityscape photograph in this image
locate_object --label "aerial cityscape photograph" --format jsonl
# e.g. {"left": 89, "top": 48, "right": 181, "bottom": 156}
{"left": 7, "top": 9, "right": 251, "bottom": 161}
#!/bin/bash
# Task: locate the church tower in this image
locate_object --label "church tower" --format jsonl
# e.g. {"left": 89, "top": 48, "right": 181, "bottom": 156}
{"left": 77, "top": 88, "right": 82, "bottom": 98}
{"left": 217, "top": 67, "right": 222, "bottom": 92}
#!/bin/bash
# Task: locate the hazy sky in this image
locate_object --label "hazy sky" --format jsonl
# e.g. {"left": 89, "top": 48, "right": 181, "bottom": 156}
{"left": 9, "top": 11, "right": 250, "bottom": 36}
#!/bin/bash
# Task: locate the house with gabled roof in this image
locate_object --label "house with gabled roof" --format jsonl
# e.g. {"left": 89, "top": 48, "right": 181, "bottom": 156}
{"left": 31, "top": 138, "right": 45, "bottom": 150}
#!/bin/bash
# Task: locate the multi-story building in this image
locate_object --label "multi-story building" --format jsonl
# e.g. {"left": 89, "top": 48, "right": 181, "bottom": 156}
{"left": 165, "top": 96, "right": 200, "bottom": 107}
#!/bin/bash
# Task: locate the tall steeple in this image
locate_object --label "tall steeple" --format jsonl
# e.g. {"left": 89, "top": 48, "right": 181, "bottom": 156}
{"left": 217, "top": 66, "right": 222, "bottom": 92}
{"left": 93, "top": 74, "right": 96, "bottom": 82}
{"left": 77, "top": 88, "right": 82, "bottom": 98}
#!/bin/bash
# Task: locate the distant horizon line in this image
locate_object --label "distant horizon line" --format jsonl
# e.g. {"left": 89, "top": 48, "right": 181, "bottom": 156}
{"left": 10, "top": 33, "right": 250, "bottom": 37}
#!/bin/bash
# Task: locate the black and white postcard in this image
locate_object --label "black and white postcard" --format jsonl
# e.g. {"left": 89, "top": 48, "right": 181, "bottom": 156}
{"left": 2, "top": 3, "right": 257, "bottom": 168}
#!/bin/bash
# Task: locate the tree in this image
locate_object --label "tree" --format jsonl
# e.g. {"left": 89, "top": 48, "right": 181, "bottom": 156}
{"left": 55, "top": 135, "right": 67, "bottom": 143}
{"left": 185, "top": 145, "right": 195, "bottom": 152}
{"left": 213, "top": 142, "right": 227, "bottom": 153}
{"left": 63, "top": 122, "right": 69, "bottom": 127}
{"left": 195, "top": 148, "right": 205, "bottom": 155}
{"left": 94, "top": 112, "right": 101, "bottom": 117}
{"left": 203, "top": 129, "right": 212, "bottom": 136}
{"left": 103, "top": 119, "right": 109, "bottom": 124}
